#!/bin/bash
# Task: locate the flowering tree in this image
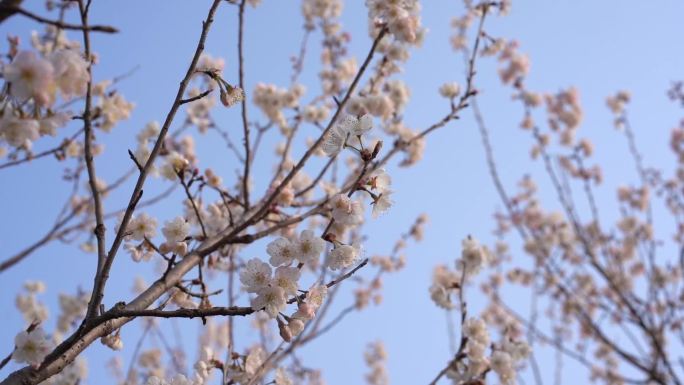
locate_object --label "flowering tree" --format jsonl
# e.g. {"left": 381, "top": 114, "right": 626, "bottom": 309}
{"left": 1, "top": 1, "right": 682, "bottom": 385}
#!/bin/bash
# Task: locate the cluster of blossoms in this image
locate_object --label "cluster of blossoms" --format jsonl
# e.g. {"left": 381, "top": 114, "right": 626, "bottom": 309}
{"left": 364, "top": 341, "right": 389, "bottom": 385}
{"left": 366, "top": 0, "right": 424, "bottom": 44}
{"left": 446, "top": 318, "right": 530, "bottom": 385}
{"left": 11, "top": 282, "right": 98, "bottom": 372}
{"left": 428, "top": 235, "right": 529, "bottom": 384}
{"left": 56, "top": 291, "right": 89, "bottom": 335}
{"left": 497, "top": 41, "right": 530, "bottom": 85}
{"left": 302, "top": 0, "right": 342, "bottom": 23}
{"left": 429, "top": 236, "right": 488, "bottom": 309}
{"left": 1, "top": 25, "right": 136, "bottom": 156}
{"left": 346, "top": 80, "right": 411, "bottom": 121}
{"left": 605, "top": 90, "right": 632, "bottom": 130}
{"left": 252, "top": 83, "right": 305, "bottom": 131}
{"left": 0, "top": 46, "right": 87, "bottom": 151}
{"left": 320, "top": 114, "right": 395, "bottom": 219}
{"left": 221, "top": 346, "right": 291, "bottom": 385}
{"left": 143, "top": 347, "right": 252, "bottom": 385}
{"left": 16, "top": 281, "right": 49, "bottom": 324}
{"left": 122, "top": 213, "right": 190, "bottom": 262}
{"left": 240, "top": 228, "right": 330, "bottom": 328}
{"left": 544, "top": 87, "right": 583, "bottom": 145}
{"left": 12, "top": 327, "right": 53, "bottom": 366}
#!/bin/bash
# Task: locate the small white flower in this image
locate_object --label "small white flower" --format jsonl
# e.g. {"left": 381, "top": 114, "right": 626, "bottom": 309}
{"left": 145, "top": 376, "right": 166, "bottom": 385}
{"left": 162, "top": 217, "right": 190, "bottom": 243}
{"left": 239, "top": 258, "right": 272, "bottom": 293}
{"left": 429, "top": 284, "right": 454, "bottom": 309}
{"left": 490, "top": 351, "right": 515, "bottom": 384}
{"left": 339, "top": 113, "right": 372, "bottom": 136}
{"left": 251, "top": 286, "right": 286, "bottom": 318}
{"left": 275, "top": 367, "right": 293, "bottom": 385}
{"left": 245, "top": 347, "right": 266, "bottom": 375}
{"left": 328, "top": 244, "right": 358, "bottom": 270}
{"left": 321, "top": 124, "right": 348, "bottom": 156}
{"left": 306, "top": 284, "right": 328, "bottom": 309}
{"left": 128, "top": 213, "right": 158, "bottom": 241}
{"left": 137, "top": 121, "right": 160, "bottom": 144}
{"left": 367, "top": 168, "right": 392, "bottom": 193}
{"left": 266, "top": 237, "right": 298, "bottom": 266}
{"left": 49, "top": 49, "right": 90, "bottom": 99}
{"left": 462, "top": 318, "right": 490, "bottom": 346}
{"left": 160, "top": 151, "right": 189, "bottom": 181}
{"left": 12, "top": 327, "right": 52, "bottom": 365}
{"left": 169, "top": 374, "right": 193, "bottom": 385}
{"left": 101, "top": 333, "right": 123, "bottom": 351}
{"left": 330, "top": 194, "right": 364, "bottom": 225}
{"left": 372, "top": 191, "right": 394, "bottom": 219}
{"left": 294, "top": 230, "right": 325, "bottom": 264}
{"left": 503, "top": 339, "right": 531, "bottom": 362}
{"left": 0, "top": 114, "right": 39, "bottom": 149}
{"left": 466, "top": 340, "right": 487, "bottom": 362}
{"left": 288, "top": 318, "right": 305, "bottom": 336}
{"left": 460, "top": 236, "right": 487, "bottom": 275}
{"left": 99, "top": 92, "right": 134, "bottom": 132}
{"left": 3, "top": 50, "right": 55, "bottom": 105}
{"left": 439, "top": 82, "right": 461, "bottom": 99}
{"left": 273, "top": 266, "right": 300, "bottom": 296}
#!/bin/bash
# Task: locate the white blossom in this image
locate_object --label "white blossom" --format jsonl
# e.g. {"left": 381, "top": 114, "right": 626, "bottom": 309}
{"left": 439, "top": 82, "right": 461, "bottom": 99}
{"left": 98, "top": 92, "right": 134, "bottom": 132}
{"left": 372, "top": 191, "right": 394, "bottom": 219}
{"left": 266, "top": 237, "right": 298, "bottom": 266}
{"left": 0, "top": 113, "right": 40, "bottom": 149}
{"left": 328, "top": 244, "right": 359, "bottom": 270}
{"left": 49, "top": 49, "right": 89, "bottom": 99}
{"left": 162, "top": 217, "right": 190, "bottom": 243}
{"left": 128, "top": 213, "right": 158, "bottom": 241}
{"left": 251, "top": 285, "right": 286, "bottom": 318}
{"left": 160, "top": 151, "right": 190, "bottom": 181}
{"left": 429, "top": 284, "right": 454, "bottom": 309}
{"left": 12, "top": 327, "right": 52, "bottom": 365}
{"left": 490, "top": 351, "right": 515, "bottom": 384}
{"left": 338, "top": 113, "right": 373, "bottom": 136}
{"left": 294, "top": 230, "right": 325, "bottom": 264}
{"left": 367, "top": 168, "right": 392, "bottom": 194}
{"left": 321, "top": 124, "right": 348, "bottom": 156}
{"left": 330, "top": 194, "right": 364, "bottom": 225}
{"left": 3, "top": 50, "right": 54, "bottom": 105}
{"left": 460, "top": 236, "right": 487, "bottom": 275}
{"left": 275, "top": 367, "right": 293, "bottom": 385}
{"left": 273, "top": 266, "right": 300, "bottom": 296}
{"left": 462, "top": 318, "right": 490, "bottom": 346}
{"left": 240, "top": 258, "right": 272, "bottom": 293}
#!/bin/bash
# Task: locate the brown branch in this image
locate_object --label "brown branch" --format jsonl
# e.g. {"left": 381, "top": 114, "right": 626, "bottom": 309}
{"left": 237, "top": 0, "right": 251, "bottom": 208}
{"left": 78, "top": 0, "right": 108, "bottom": 321}
{"left": 179, "top": 88, "right": 213, "bottom": 105}
{"left": 178, "top": 170, "right": 207, "bottom": 239}
{"left": 0, "top": 4, "right": 118, "bottom": 33}
{"left": 83, "top": 0, "right": 224, "bottom": 325}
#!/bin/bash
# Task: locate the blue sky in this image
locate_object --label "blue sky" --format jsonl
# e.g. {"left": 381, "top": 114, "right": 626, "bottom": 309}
{"left": 1, "top": 1, "right": 684, "bottom": 384}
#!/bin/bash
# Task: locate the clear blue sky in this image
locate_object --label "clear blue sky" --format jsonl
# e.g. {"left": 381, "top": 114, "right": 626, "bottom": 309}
{"left": 1, "top": 1, "right": 683, "bottom": 384}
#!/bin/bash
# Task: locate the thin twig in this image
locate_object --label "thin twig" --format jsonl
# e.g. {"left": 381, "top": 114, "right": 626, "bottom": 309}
{"left": 0, "top": 4, "right": 118, "bottom": 33}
